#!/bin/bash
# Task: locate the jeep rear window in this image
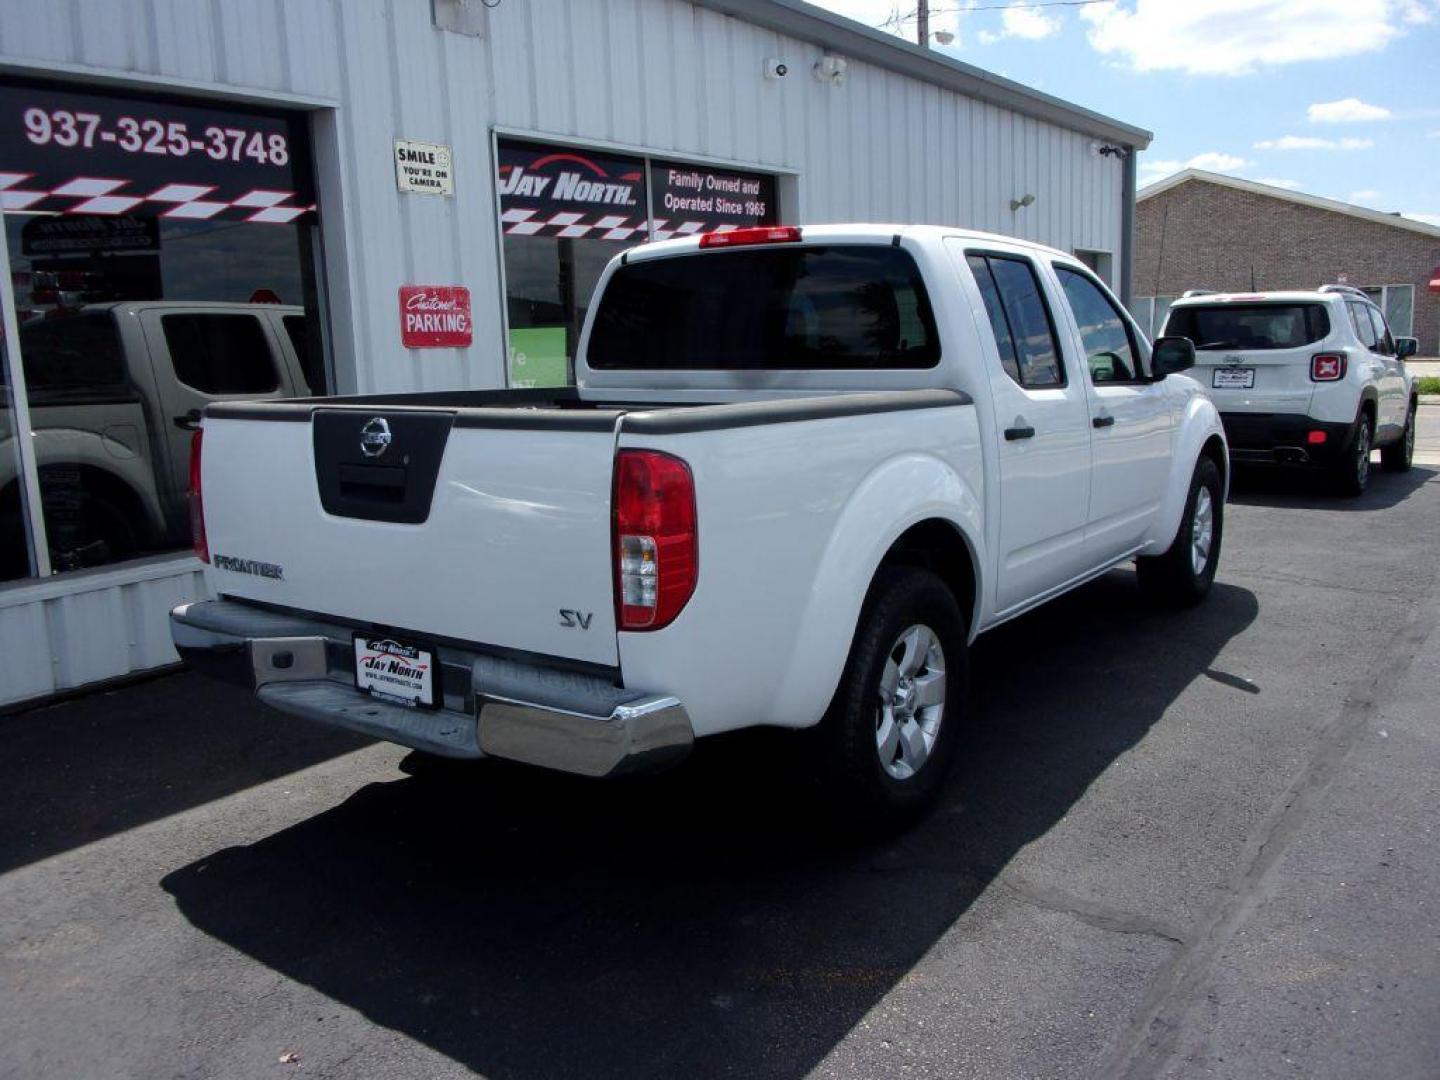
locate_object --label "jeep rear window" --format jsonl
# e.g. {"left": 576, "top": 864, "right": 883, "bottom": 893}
{"left": 586, "top": 245, "right": 940, "bottom": 370}
{"left": 1164, "top": 304, "right": 1330, "bottom": 351}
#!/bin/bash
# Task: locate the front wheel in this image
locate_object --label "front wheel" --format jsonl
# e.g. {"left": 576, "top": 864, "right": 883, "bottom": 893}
{"left": 816, "top": 566, "right": 968, "bottom": 832}
{"left": 1137, "top": 456, "right": 1223, "bottom": 607}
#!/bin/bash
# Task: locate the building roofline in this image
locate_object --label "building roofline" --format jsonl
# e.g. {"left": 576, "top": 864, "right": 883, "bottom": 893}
{"left": 1139, "top": 168, "right": 1440, "bottom": 240}
{"left": 693, "top": 0, "right": 1153, "bottom": 148}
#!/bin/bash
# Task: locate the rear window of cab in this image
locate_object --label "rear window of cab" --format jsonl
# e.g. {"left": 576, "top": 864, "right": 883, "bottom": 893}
{"left": 587, "top": 245, "right": 940, "bottom": 370}
{"left": 1165, "top": 303, "right": 1330, "bottom": 351}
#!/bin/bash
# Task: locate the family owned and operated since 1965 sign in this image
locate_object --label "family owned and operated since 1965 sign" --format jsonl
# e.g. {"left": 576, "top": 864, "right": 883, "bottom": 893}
{"left": 398, "top": 285, "right": 472, "bottom": 348}
{"left": 394, "top": 139, "right": 453, "bottom": 196}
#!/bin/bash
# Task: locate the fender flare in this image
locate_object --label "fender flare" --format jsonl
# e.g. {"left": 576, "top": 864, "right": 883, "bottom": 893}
{"left": 768, "top": 451, "right": 985, "bottom": 729}
{"left": 0, "top": 428, "right": 167, "bottom": 536}
{"left": 1150, "top": 394, "right": 1228, "bottom": 553}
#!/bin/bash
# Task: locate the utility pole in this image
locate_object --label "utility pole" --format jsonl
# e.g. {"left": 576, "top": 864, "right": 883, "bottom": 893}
{"left": 917, "top": 0, "right": 930, "bottom": 47}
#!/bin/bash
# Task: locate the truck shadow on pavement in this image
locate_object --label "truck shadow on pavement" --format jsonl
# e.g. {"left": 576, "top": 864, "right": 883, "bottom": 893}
{"left": 161, "top": 570, "right": 1258, "bottom": 1080}
{"left": 1227, "top": 463, "right": 1435, "bottom": 511}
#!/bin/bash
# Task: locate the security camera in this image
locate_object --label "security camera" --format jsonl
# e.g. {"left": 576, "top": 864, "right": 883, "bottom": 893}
{"left": 764, "top": 57, "right": 789, "bottom": 80}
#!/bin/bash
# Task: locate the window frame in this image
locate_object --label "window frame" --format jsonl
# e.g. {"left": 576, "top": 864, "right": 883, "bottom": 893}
{"left": 1053, "top": 261, "right": 1149, "bottom": 386}
{"left": 965, "top": 249, "right": 1068, "bottom": 391}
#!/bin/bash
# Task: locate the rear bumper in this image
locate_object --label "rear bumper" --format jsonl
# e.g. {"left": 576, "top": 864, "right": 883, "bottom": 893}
{"left": 1220, "top": 412, "right": 1354, "bottom": 467}
{"left": 170, "top": 599, "right": 693, "bottom": 778}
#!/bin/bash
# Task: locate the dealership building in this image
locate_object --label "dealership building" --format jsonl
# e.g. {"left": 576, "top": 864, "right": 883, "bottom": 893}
{"left": 0, "top": 0, "right": 1149, "bottom": 707}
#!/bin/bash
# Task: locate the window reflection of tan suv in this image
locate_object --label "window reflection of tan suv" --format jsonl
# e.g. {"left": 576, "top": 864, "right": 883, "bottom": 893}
{"left": 1, "top": 301, "right": 317, "bottom": 578}
{"left": 1162, "top": 285, "right": 1418, "bottom": 496}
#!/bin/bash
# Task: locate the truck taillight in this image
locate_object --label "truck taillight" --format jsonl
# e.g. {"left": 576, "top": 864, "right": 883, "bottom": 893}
{"left": 613, "top": 450, "right": 697, "bottom": 631}
{"left": 698, "top": 225, "right": 801, "bottom": 248}
{"left": 1311, "top": 353, "right": 1347, "bottom": 381}
{"left": 189, "top": 429, "right": 209, "bottom": 563}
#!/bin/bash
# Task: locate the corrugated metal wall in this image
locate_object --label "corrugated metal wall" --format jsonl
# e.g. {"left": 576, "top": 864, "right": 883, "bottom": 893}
{"left": 1, "top": 0, "right": 1125, "bottom": 398}
{"left": 0, "top": 0, "right": 1125, "bottom": 706}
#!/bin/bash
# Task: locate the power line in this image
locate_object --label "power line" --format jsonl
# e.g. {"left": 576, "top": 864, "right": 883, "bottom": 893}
{"left": 878, "top": 0, "right": 1113, "bottom": 31}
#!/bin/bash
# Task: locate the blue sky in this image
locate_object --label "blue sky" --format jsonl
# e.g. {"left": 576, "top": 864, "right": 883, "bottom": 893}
{"left": 811, "top": 1, "right": 1440, "bottom": 225}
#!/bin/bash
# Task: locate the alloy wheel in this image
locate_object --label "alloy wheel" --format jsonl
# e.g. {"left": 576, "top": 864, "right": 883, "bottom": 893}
{"left": 875, "top": 623, "right": 947, "bottom": 780}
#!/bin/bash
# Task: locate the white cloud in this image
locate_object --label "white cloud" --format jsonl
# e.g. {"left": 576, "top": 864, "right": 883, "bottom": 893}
{"left": 1083, "top": 1, "right": 1429, "bottom": 76}
{"left": 1253, "top": 135, "right": 1375, "bottom": 150}
{"left": 1254, "top": 177, "right": 1304, "bottom": 189}
{"left": 1139, "top": 151, "right": 1251, "bottom": 181}
{"left": 1350, "top": 188, "right": 1381, "bottom": 201}
{"left": 1307, "top": 97, "right": 1393, "bottom": 122}
{"left": 1000, "top": 5, "right": 1061, "bottom": 39}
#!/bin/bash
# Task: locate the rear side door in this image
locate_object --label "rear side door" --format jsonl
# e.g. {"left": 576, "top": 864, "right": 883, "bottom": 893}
{"left": 138, "top": 308, "right": 296, "bottom": 514}
{"left": 951, "top": 243, "right": 1092, "bottom": 613}
{"left": 1345, "top": 300, "right": 1398, "bottom": 431}
{"left": 1052, "top": 264, "right": 1173, "bottom": 561}
{"left": 1362, "top": 303, "right": 1406, "bottom": 438}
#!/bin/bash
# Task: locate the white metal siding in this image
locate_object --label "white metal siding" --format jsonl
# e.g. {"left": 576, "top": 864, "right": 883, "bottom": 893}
{"left": 0, "top": 559, "right": 208, "bottom": 707}
{"left": 0, "top": 0, "right": 1126, "bottom": 704}
{"left": 1, "top": 0, "right": 1125, "bottom": 397}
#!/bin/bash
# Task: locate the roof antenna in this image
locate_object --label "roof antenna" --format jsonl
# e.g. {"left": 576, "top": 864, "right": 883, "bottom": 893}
{"left": 1250, "top": 264, "right": 1256, "bottom": 291}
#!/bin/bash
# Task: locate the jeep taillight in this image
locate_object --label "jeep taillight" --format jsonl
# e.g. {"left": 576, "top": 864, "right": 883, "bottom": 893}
{"left": 189, "top": 428, "right": 209, "bottom": 563}
{"left": 1311, "top": 353, "right": 1347, "bottom": 381}
{"left": 613, "top": 450, "right": 697, "bottom": 631}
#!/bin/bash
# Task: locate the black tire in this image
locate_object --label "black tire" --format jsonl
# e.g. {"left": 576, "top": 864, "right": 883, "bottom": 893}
{"left": 1380, "top": 399, "right": 1416, "bottom": 473}
{"left": 1330, "top": 411, "right": 1373, "bottom": 496}
{"left": 1136, "top": 456, "right": 1223, "bottom": 607}
{"left": 816, "top": 565, "right": 968, "bottom": 833}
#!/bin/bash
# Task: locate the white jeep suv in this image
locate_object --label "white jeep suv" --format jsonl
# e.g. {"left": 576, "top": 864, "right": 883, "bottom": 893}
{"left": 1162, "top": 285, "right": 1418, "bottom": 495}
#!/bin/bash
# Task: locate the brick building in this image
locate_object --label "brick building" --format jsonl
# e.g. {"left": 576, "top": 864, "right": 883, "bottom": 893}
{"left": 1133, "top": 169, "right": 1440, "bottom": 354}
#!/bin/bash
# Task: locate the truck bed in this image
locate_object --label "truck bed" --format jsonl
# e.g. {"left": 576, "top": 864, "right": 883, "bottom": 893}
{"left": 198, "top": 386, "right": 972, "bottom": 673}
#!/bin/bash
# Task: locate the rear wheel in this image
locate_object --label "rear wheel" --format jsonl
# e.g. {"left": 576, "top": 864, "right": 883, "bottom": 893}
{"left": 816, "top": 566, "right": 968, "bottom": 832}
{"left": 1137, "top": 456, "right": 1223, "bottom": 607}
{"left": 1330, "top": 412, "right": 1373, "bottom": 496}
{"left": 1380, "top": 400, "right": 1416, "bottom": 473}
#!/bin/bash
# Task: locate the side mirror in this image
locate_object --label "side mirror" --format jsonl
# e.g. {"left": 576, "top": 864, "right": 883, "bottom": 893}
{"left": 1151, "top": 335, "right": 1196, "bottom": 378}
{"left": 1395, "top": 336, "right": 1418, "bottom": 360}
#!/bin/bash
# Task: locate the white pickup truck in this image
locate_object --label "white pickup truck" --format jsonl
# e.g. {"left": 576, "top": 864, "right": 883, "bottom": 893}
{"left": 172, "top": 225, "right": 1228, "bottom": 825}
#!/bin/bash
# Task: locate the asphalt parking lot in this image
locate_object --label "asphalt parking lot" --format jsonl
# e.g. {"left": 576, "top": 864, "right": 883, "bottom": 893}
{"left": 3, "top": 432, "right": 1439, "bottom": 1079}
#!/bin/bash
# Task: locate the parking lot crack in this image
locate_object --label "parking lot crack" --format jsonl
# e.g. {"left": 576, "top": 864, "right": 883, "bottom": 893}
{"left": 1092, "top": 581, "right": 1440, "bottom": 1080}
{"left": 998, "top": 877, "right": 1187, "bottom": 946}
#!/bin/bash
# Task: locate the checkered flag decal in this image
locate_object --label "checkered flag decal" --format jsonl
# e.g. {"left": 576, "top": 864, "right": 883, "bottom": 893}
{"left": 0, "top": 173, "right": 315, "bottom": 223}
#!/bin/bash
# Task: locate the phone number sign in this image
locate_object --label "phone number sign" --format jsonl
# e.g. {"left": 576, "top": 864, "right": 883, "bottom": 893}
{"left": 0, "top": 81, "right": 314, "bottom": 224}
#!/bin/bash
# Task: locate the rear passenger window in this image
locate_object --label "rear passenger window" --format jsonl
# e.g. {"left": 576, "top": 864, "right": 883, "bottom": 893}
{"left": 1055, "top": 266, "right": 1141, "bottom": 383}
{"left": 965, "top": 254, "right": 1064, "bottom": 388}
{"left": 1365, "top": 306, "right": 1394, "bottom": 355}
{"left": 1348, "top": 302, "right": 1379, "bottom": 349}
{"left": 162, "top": 314, "right": 278, "bottom": 395}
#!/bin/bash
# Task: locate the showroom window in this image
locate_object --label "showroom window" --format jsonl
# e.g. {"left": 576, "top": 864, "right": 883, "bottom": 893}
{"left": 496, "top": 137, "right": 778, "bottom": 386}
{"left": 0, "top": 78, "right": 326, "bottom": 582}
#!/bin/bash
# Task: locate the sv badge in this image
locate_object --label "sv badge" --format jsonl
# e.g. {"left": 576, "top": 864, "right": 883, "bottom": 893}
{"left": 559, "top": 609, "right": 594, "bottom": 630}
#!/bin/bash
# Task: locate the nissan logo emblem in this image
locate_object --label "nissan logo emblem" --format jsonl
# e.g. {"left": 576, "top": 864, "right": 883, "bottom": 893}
{"left": 359, "top": 417, "right": 392, "bottom": 458}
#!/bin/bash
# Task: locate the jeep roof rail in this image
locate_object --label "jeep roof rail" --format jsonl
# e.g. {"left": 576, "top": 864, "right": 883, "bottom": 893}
{"left": 1181, "top": 289, "right": 1217, "bottom": 298}
{"left": 1318, "top": 284, "right": 1369, "bottom": 300}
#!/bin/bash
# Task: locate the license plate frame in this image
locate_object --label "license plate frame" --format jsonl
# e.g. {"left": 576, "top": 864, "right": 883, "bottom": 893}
{"left": 1212, "top": 367, "right": 1255, "bottom": 390}
{"left": 352, "top": 634, "right": 441, "bottom": 710}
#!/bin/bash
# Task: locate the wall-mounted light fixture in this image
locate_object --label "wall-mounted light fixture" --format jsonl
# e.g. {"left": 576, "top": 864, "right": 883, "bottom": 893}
{"left": 813, "top": 55, "right": 848, "bottom": 86}
{"left": 1010, "top": 194, "right": 1036, "bottom": 212}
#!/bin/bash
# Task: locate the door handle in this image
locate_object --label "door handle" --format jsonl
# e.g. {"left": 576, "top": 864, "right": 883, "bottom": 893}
{"left": 1092, "top": 414, "right": 1115, "bottom": 429}
{"left": 1004, "top": 425, "right": 1036, "bottom": 441}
